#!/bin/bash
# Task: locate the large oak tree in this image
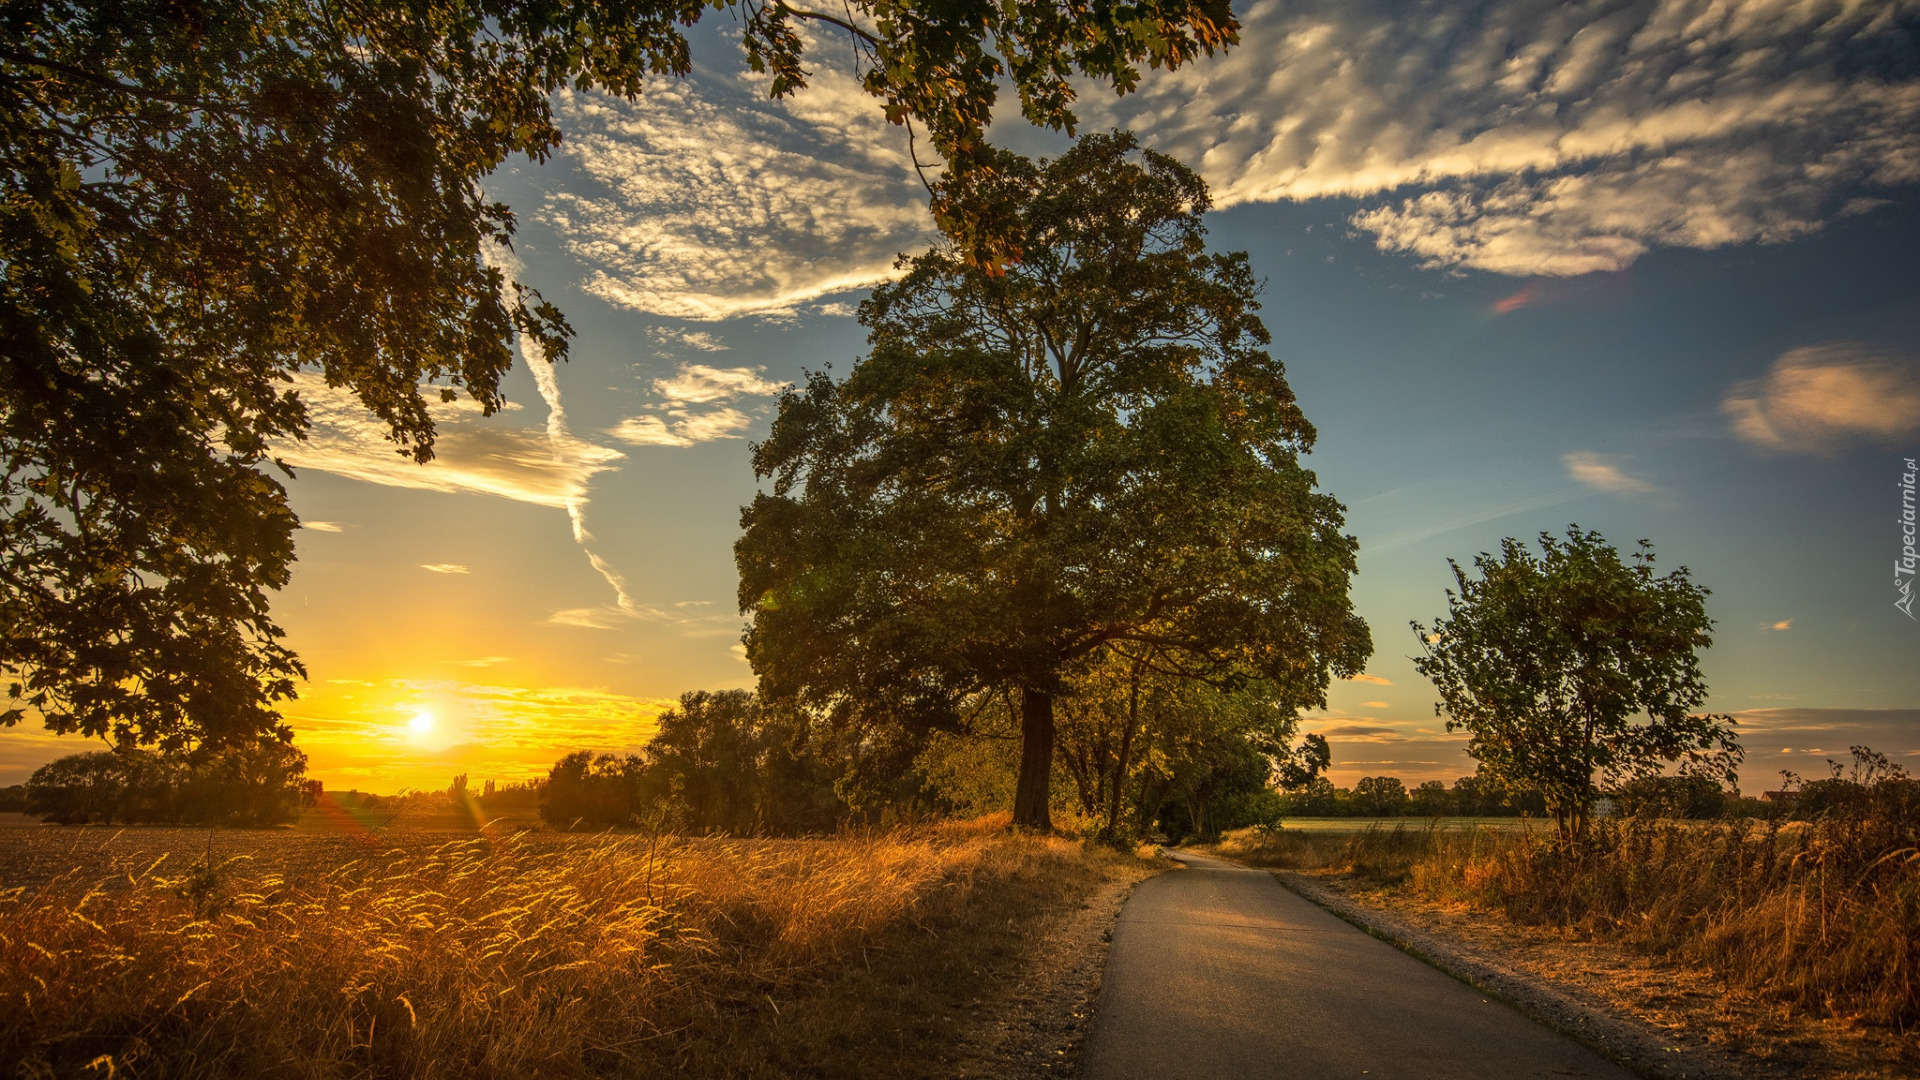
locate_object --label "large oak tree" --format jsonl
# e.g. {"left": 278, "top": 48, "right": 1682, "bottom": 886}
{"left": 1, "top": 0, "right": 1238, "bottom": 752}
{"left": 736, "top": 134, "right": 1372, "bottom": 829}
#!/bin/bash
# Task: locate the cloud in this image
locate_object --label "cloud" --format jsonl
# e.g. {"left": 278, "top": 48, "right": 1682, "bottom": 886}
{"left": 654, "top": 364, "right": 785, "bottom": 403}
{"left": 1723, "top": 708, "right": 1920, "bottom": 788}
{"left": 280, "top": 373, "right": 624, "bottom": 509}
{"left": 421, "top": 563, "right": 470, "bottom": 575}
{"left": 652, "top": 328, "right": 730, "bottom": 353}
{"left": 1061, "top": 0, "right": 1920, "bottom": 277}
{"left": 1319, "top": 724, "right": 1398, "bottom": 737}
{"left": 1347, "top": 673, "right": 1394, "bottom": 686}
{"left": 275, "top": 262, "right": 662, "bottom": 633}
{"left": 610, "top": 364, "right": 786, "bottom": 448}
{"left": 1362, "top": 701, "right": 1391, "bottom": 708}
{"left": 1723, "top": 342, "right": 1920, "bottom": 454}
{"left": 609, "top": 407, "right": 753, "bottom": 448}
{"left": 286, "top": 678, "right": 682, "bottom": 787}
{"left": 301, "top": 520, "right": 345, "bottom": 532}
{"left": 1564, "top": 450, "right": 1654, "bottom": 493}
{"left": 0, "top": 723, "right": 77, "bottom": 784}
{"left": 541, "top": 55, "right": 931, "bottom": 320}
{"left": 521, "top": 1, "right": 1920, "bottom": 315}
{"left": 1763, "top": 619, "right": 1793, "bottom": 631}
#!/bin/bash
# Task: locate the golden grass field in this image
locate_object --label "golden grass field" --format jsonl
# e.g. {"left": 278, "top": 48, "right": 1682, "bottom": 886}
{"left": 0, "top": 813, "right": 1147, "bottom": 1079}
{"left": 1212, "top": 815, "right": 1920, "bottom": 1030}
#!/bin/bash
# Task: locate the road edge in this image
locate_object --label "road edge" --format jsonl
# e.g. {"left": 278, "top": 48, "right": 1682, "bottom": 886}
{"left": 945, "top": 856, "right": 1165, "bottom": 1078}
{"left": 1267, "top": 870, "right": 1749, "bottom": 1080}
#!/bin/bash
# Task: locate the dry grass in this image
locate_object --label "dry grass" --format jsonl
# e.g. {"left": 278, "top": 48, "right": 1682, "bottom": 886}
{"left": 1213, "top": 814, "right": 1920, "bottom": 1030}
{"left": 0, "top": 816, "right": 1139, "bottom": 1078}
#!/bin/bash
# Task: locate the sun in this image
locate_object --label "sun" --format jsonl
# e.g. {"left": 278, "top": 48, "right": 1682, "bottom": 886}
{"left": 407, "top": 710, "right": 435, "bottom": 737}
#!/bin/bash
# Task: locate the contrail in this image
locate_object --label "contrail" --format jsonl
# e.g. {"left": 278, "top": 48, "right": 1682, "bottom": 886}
{"left": 521, "top": 334, "right": 644, "bottom": 618}
{"left": 488, "top": 240, "right": 644, "bottom": 621}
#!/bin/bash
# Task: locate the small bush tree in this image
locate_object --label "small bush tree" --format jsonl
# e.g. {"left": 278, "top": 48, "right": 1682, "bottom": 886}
{"left": 1352, "top": 775, "right": 1409, "bottom": 816}
{"left": 1413, "top": 526, "right": 1741, "bottom": 842}
{"left": 1410, "top": 780, "right": 1451, "bottom": 817}
{"left": 540, "top": 751, "right": 645, "bottom": 830}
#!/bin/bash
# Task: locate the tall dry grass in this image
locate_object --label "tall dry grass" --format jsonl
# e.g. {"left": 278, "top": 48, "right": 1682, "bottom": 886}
{"left": 0, "top": 817, "right": 1111, "bottom": 1078}
{"left": 1216, "top": 812, "right": 1920, "bottom": 1028}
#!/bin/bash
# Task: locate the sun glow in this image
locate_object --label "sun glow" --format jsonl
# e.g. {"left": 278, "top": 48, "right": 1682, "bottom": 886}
{"left": 407, "top": 710, "right": 435, "bottom": 737}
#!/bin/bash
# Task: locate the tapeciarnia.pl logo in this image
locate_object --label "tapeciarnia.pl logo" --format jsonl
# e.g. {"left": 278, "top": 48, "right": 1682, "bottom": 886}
{"left": 1900, "top": 457, "right": 1917, "bottom": 620}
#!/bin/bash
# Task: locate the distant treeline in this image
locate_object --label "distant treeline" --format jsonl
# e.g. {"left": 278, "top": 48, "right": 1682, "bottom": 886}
{"left": 530, "top": 691, "right": 1915, "bottom": 838}
{"left": 533, "top": 684, "right": 1301, "bottom": 844}
{"left": 1278, "top": 763, "right": 1917, "bottom": 822}
{"left": 17, "top": 742, "right": 315, "bottom": 826}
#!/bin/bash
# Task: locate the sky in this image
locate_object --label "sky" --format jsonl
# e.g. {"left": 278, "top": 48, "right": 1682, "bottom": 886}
{"left": 5, "top": 0, "right": 1918, "bottom": 793}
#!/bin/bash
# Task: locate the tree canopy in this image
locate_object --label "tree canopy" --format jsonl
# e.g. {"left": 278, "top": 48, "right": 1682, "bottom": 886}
{"left": 2, "top": 0, "right": 1239, "bottom": 752}
{"left": 736, "top": 133, "right": 1372, "bottom": 829}
{"left": 1412, "top": 526, "right": 1742, "bottom": 841}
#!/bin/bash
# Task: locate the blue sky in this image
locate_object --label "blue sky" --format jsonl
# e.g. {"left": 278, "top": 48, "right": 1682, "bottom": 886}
{"left": 3, "top": 0, "right": 1915, "bottom": 791}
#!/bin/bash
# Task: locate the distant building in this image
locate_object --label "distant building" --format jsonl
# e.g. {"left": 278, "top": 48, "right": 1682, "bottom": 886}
{"left": 1591, "top": 797, "right": 1616, "bottom": 819}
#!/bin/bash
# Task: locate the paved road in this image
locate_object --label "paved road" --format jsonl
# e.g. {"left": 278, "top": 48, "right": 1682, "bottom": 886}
{"left": 1082, "top": 850, "right": 1635, "bottom": 1080}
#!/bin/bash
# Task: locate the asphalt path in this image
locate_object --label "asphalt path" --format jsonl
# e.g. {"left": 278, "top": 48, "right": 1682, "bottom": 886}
{"left": 1082, "top": 850, "right": 1636, "bottom": 1080}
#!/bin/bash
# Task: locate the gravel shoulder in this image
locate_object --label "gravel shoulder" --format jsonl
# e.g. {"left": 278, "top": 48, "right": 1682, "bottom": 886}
{"left": 943, "top": 857, "right": 1164, "bottom": 1078}
{"left": 1275, "top": 870, "right": 1918, "bottom": 1080}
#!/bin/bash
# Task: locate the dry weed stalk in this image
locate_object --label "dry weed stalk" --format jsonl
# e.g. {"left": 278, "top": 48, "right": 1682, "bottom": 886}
{"left": 1217, "top": 813, "right": 1919, "bottom": 1028}
{"left": 0, "top": 817, "right": 1068, "bottom": 1078}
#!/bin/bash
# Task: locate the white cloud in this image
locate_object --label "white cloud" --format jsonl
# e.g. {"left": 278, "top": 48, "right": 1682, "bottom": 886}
{"left": 607, "top": 415, "right": 687, "bottom": 447}
{"left": 654, "top": 364, "right": 785, "bottom": 403}
{"left": 542, "top": 58, "right": 931, "bottom": 320}
{"left": 1723, "top": 342, "right": 1920, "bottom": 453}
{"left": 302, "top": 520, "right": 345, "bottom": 532}
{"left": 652, "top": 328, "right": 730, "bottom": 352}
{"left": 610, "top": 407, "right": 755, "bottom": 448}
{"left": 525, "top": 0, "right": 1920, "bottom": 312}
{"left": 422, "top": 563, "right": 470, "bottom": 574}
{"left": 1068, "top": 0, "right": 1920, "bottom": 276}
{"left": 280, "top": 372, "right": 623, "bottom": 509}
{"left": 610, "top": 364, "right": 784, "bottom": 447}
{"left": 1564, "top": 450, "right": 1654, "bottom": 493}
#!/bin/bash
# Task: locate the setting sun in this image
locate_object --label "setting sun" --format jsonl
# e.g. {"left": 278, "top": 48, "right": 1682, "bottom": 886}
{"left": 407, "top": 710, "right": 435, "bottom": 737}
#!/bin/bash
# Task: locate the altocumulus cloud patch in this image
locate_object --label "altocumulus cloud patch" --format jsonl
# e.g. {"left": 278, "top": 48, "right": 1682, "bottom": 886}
{"left": 533, "top": 0, "right": 1920, "bottom": 312}
{"left": 539, "top": 48, "right": 932, "bottom": 321}
{"left": 1087, "top": 0, "right": 1920, "bottom": 276}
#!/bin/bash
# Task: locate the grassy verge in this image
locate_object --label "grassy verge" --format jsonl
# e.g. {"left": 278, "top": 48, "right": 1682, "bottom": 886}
{"left": 1, "top": 816, "right": 1149, "bottom": 1078}
{"left": 1211, "top": 814, "right": 1919, "bottom": 1029}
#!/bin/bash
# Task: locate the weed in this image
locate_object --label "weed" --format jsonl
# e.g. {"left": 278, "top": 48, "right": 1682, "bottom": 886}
{"left": 0, "top": 817, "right": 1136, "bottom": 1078}
{"left": 1215, "top": 811, "right": 1920, "bottom": 1028}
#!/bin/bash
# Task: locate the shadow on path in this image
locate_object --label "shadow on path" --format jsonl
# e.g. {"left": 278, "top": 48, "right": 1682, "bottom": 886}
{"left": 1082, "top": 849, "right": 1637, "bottom": 1080}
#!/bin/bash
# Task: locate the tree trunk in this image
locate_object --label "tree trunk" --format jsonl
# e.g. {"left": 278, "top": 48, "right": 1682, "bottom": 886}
{"left": 1012, "top": 687, "right": 1055, "bottom": 831}
{"left": 1105, "top": 663, "right": 1142, "bottom": 842}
